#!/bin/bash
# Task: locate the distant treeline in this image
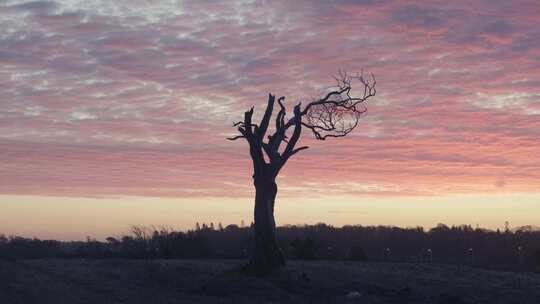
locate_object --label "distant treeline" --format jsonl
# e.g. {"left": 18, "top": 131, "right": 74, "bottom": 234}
{"left": 1, "top": 223, "right": 540, "bottom": 272}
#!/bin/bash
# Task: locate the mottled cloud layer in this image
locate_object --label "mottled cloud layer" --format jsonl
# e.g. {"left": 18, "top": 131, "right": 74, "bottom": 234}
{"left": 1, "top": 0, "right": 539, "bottom": 198}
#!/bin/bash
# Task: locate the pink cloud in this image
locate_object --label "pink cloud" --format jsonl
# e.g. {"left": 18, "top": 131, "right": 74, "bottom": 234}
{"left": 0, "top": 0, "right": 539, "bottom": 198}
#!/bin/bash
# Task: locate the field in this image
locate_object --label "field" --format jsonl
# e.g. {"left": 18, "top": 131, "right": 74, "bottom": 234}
{"left": 1, "top": 259, "right": 539, "bottom": 304}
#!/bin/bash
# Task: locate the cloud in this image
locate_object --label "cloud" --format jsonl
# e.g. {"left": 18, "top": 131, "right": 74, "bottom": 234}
{"left": 483, "top": 20, "right": 514, "bottom": 37}
{"left": 10, "top": 1, "right": 58, "bottom": 14}
{"left": 391, "top": 5, "right": 447, "bottom": 30}
{"left": 0, "top": 0, "right": 539, "bottom": 198}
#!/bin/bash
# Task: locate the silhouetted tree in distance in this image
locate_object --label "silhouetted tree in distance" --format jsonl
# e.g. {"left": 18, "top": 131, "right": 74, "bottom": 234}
{"left": 2, "top": 225, "right": 540, "bottom": 273}
{"left": 227, "top": 71, "right": 376, "bottom": 274}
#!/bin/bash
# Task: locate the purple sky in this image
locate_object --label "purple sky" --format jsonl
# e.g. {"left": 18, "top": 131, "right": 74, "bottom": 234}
{"left": 1, "top": 1, "right": 539, "bottom": 207}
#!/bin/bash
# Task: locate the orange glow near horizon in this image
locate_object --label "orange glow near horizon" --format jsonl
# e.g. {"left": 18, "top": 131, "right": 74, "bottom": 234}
{"left": 1, "top": 1, "right": 539, "bottom": 240}
{"left": 1, "top": 193, "right": 538, "bottom": 241}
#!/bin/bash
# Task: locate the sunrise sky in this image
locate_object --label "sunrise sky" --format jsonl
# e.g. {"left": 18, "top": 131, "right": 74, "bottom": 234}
{"left": 1, "top": 0, "right": 539, "bottom": 240}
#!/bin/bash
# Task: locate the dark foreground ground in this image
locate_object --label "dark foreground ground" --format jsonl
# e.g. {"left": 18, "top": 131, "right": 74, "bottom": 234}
{"left": 1, "top": 259, "right": 539, "bottom": 304}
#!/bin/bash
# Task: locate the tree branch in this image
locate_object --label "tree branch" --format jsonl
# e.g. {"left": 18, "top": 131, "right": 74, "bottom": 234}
{"left": 226, "top": 135, "right": 245, "bottom": 141}
{"left": 301, "top": 71, "right": 375, "bottom": 140}
{"left": 244, "top": 107, "right": 254, "bottom": 136}
{"left": 289, "top": 146, "right": 309, "bottom": 158}
{"left": 226, "top": 70, "right": 376, "bottom": 177}
{"left": 257, "top": 94, "right": 275, "bottom": 140}
{"left": 283, "top": 103, "right": 303, "bottom": 159}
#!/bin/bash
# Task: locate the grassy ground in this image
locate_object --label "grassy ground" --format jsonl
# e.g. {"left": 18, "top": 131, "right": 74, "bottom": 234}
{"left": 1, "top": 258, "right": 539, "bottom": 303}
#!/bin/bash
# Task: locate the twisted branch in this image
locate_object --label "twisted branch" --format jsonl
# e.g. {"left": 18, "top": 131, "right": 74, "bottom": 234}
{"left": 227, "top": 70, "right": 376, "bottom": 176}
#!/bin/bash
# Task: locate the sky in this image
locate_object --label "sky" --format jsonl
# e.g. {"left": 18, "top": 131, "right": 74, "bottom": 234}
{"left": 1, "top": 0, "right": 539, "bottom": 240}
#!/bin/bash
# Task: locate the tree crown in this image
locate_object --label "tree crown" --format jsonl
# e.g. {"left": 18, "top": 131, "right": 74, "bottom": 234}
{"left": 228, "top": 71, "right": 376, "bottom": 176}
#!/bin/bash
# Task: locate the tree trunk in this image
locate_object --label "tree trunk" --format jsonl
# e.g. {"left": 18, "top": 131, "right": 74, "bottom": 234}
{"left": 249, "top": 175, "right": 285, "bottom": 275}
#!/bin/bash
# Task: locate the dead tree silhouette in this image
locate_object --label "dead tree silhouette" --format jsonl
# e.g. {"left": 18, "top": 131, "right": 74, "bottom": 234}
{"left": 227, "top": 71, "right": 376, "bottom": 275}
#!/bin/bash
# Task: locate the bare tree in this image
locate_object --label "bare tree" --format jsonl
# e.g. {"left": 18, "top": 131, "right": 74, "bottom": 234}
{"left": 228, "top": 71, "right": 376, "bottom": 275}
